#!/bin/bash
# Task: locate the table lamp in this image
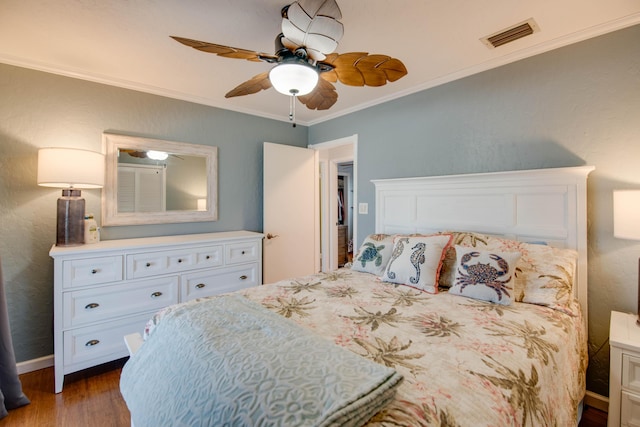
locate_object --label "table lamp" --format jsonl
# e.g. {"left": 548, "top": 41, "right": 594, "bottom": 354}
{"left": 37, "top": 148, "right": 105, "bottom": 246}
{"left": 613, "top": 190, "right": 640, "bottom": 324}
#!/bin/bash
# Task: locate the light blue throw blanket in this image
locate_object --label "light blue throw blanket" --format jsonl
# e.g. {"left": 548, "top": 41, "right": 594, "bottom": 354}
{"left": 120, "top": 294, "right": 403, "bottom": 427}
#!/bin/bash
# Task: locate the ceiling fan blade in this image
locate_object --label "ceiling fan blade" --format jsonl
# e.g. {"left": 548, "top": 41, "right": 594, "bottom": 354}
{"left": 281, "top": 0, "right": 344, "bottom": 60}
{"left": 225, "top": 72, "right": 272, "bottom": 98}
{"left": 120, "top": 149, "right": 148, "bottom": 159}
{"left": 171, "top": 36, "right": 278, "bottom": 63}
{"left": 297, "top": 78, "right": 338, "bottom": 110}
{"left": 321, "top": 52, "right": 408, "bottom": 87}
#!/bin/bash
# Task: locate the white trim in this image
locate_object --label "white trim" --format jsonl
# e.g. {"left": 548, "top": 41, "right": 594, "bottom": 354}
{"left": 309, "top": 135, "right": 358, "bottom": 271}
{"left": 16, "top": 354, "right": 54, "bottom": 375}
{"left": 308, "top": 135, "right": 357, "bottom": 150}
{"left": 318, "top": 159, "right": 329, "bottom": 271}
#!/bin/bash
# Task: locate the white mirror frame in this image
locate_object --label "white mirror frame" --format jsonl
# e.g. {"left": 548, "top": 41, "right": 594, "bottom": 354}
{"left": 101, "top": 133, "right": 218, "bottom": 226}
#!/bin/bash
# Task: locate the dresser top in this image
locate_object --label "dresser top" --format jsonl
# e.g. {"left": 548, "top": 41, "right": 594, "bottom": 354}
{"left": 49, "top": 230, "right": 263, "bottom": 258}
{"left": 610, "top": 311, "right": 640, "bottom": 351}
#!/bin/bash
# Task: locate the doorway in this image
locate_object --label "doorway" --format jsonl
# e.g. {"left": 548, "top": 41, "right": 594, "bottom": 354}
{"left": 337, "top": 163, "right": 353, "bottom": 267}
{"left": 309, "top": 134, "right": 357, "bottom": 272}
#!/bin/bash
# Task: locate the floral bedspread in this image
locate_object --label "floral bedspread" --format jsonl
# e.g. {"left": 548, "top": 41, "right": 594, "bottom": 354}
{"left": 146, "top": 269, "right": 587, "bottom": 427}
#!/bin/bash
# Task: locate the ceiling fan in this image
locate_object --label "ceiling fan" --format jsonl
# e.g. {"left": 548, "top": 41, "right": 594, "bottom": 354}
{"left": 171, "top": 0, "right": 407, "bottom": 123}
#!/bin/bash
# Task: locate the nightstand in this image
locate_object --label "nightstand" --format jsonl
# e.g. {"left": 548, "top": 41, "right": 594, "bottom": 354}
{"left": 609, "top": 311, "right": 640, "bottom": 426}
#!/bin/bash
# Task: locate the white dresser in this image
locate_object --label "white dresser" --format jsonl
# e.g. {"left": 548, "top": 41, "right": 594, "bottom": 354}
{"left": 50, "top": 230, "right": 263, "bottom": 393}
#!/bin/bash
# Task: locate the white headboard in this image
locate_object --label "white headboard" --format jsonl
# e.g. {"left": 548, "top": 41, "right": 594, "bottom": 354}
{"left": 372, "top": 166, "right": 594, "bottom": 323}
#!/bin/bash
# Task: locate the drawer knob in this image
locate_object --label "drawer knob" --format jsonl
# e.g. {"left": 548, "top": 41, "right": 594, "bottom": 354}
{"left": 178, "top": 259, "right": 183, "bottom": 263}
{"left": 196, "top": 283, "right": 206, "bottom": 289}
{"left": 206, "top": 255, "right": 211, "bottom": 260}
{"left": 151, "top": 291, "right": 163, "bottom": 298}
{"left": 145, "top": 262, "right": 151, "bottom": 268}
{"left": 85, "top": 339, "right": 100, "bottom": 347}
{"left": 91, "top": 269, "right": 98, "bottom": 274}
{"left": 240, "top": 275, "right": 248, "bottom": 280}
{"left": 85, "top": 303, "right": 100, "bottom": 310}
{"left": 241, "top": 251, "right": 246, "bottom": 255}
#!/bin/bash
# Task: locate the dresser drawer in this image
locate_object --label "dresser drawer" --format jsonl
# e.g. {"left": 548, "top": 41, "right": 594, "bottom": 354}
{"left": 181, "top": 263, "right": 259, "bottom": 301}
{"left": 622, "top": 390, "right": 640, "bottom": 427}
{"left": 63, "top": 313, "right": 151, "bottom": 368}
{"left": 127, "top": 245, "right": 223, "bottom": 279}
{"left": 63, "top": 276, "right": 179, "bottom": 328}
{"left": 623, "top": 354, "right": 640, "bottom": 393}
{"left": 225, "top": 241, "right": 259, "bottom": 265}
{"left": 62, "top": 256, "right": 123, "bottom": 288}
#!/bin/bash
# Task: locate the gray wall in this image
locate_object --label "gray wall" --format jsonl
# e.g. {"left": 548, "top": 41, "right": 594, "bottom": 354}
{"left": 310, "top": 24, "right": 640, "bottom": 396}
{"left": 0, "top": 63, "right": 307, "bottom": 364}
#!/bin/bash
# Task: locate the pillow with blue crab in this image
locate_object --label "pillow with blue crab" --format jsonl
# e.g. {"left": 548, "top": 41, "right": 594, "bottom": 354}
{"left": 449, "top": 245, "right": 521, "bottom": 305}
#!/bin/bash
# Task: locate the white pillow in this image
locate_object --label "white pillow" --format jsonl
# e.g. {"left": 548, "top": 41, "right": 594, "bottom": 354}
{"left": 382, "top": 234, "right": 452, "bottom": 293}
{"left": 449, "top": 246, "right": 521, "bottom": 305}
{"left": 351, "top": 234, "right": 395, "bottom": 275}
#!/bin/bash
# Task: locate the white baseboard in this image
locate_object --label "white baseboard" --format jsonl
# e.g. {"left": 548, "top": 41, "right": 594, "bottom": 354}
{"left": 17, "top": 354, "right": 54, "bottom": 375}
{"left": 585, "top": 390, "right": 609, "bottom": 412}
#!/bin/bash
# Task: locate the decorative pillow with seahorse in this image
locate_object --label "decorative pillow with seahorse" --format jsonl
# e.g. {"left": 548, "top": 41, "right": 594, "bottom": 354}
{"left": 449, "top": 246, "right": 521, "bottom": 305}
{"left": 351, "top": 234, "right": 396, "bottom": 275}
{"left": 382, "top": 234, "right": 452, "bottom": 293}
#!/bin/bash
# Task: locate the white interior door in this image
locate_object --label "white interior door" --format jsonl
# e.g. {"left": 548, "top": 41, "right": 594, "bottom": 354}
{"left": 263, "top": 142, "right": 319, "bottom": 283}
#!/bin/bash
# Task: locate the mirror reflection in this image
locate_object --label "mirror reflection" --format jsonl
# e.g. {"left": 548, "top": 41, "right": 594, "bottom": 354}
{"left": 117, "top": 149, "right": 208, "bottom": 213}
{"left": 102, "top": 133, "right": 218, "bottom": 226}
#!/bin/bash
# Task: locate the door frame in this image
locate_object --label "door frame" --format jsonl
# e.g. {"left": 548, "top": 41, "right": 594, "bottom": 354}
{"left": 308, "top": 134, "right": 358, "bottom": 272}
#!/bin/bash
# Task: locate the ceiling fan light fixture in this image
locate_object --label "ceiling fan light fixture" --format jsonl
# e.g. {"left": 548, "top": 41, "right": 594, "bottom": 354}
{"left": 269, "top": 62, "right": 319, "bottom": 96}
{"left": 147, "top": 150, "right": 169, "bottom": 161}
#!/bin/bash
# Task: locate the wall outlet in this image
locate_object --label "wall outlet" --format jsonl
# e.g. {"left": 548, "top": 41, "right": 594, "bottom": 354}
{"left": 358, "top": 203, "right": 368, "bottom": 214}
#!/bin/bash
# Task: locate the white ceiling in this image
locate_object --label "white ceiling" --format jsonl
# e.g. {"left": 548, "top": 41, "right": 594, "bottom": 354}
{"left": 1, "top": 1, "right": 639, "bottom": 126}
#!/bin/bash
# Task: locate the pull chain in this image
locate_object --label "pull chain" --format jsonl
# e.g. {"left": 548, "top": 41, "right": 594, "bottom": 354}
{"left": 289, "top": 89, "right": 298, "bottom": 128}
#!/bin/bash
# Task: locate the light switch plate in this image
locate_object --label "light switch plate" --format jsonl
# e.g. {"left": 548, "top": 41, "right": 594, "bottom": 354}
{"left": 358, "top": 203, "right": 368, "bottom": 214}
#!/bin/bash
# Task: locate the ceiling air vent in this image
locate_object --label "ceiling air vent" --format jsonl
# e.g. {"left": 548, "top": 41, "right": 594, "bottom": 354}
{"left": 481, "top": 18, "right": 539, "bottom": 49}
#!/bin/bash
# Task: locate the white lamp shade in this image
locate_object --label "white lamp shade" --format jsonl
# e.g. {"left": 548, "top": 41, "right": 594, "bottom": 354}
{"left": 269, "top": 63, "right": 319, "bottom": 96}
{"left": 614, "top": 190, "right": 640, "bottom": 240}
{"left": 38, "top": 148, "right": 105, "bottom": 188}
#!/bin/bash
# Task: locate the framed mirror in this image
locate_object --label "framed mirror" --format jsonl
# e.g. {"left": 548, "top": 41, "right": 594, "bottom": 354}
{"left": 101, "top": 133, "right": 218, "bottom": 226}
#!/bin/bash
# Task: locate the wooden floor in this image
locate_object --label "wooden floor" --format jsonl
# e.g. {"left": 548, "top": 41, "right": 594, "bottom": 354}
{"left": 1, "top": 359, "right": 130, "bottom": 427}
{"left": 2, "top": 359, "right": 608, "bottom": 427}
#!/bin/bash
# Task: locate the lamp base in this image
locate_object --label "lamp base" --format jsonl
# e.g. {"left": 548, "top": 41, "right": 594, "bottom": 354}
{"left": 56, "top": 189, "right": 85, "bottom": 246}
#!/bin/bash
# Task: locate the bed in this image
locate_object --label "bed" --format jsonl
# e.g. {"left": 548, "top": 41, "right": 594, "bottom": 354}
{"left": 120, "top": 166, "right": 594, "bottom": 427}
